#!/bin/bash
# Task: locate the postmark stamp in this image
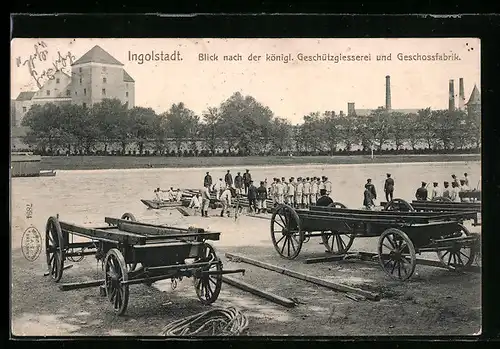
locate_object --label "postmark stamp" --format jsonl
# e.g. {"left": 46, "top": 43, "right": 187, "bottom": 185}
{"left": 21, "top": 226, "right": 42, "bottom": 262}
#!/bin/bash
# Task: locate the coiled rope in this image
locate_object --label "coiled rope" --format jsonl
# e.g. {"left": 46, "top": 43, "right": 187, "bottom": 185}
{"left": 159, "top": 306, "right": 249, "bottom": 336}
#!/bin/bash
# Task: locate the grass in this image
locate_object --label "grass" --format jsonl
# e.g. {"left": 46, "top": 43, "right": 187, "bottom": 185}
{"left": 39, "top": 154, "right": 481, "bottom": 171}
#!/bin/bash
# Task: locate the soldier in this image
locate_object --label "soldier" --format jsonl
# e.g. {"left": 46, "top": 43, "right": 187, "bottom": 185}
{"left": 243, "top": 169, "right": 252, "bottom": 194}
{"left": 276, "top": 178, "right": 285, "bottom": 205}
{"left": 363, "top": 184, "right": 375, "bottom": 210}
{"left": 324, "top": 176, "right": 332, "bottom": 197}
{"left": 204, "top": 172, "right": 213, "bottom": 188}
{"left": 450, "top": 181, "right": 461, "bottom": 202}
{"left": 442, "top": 181, "right": 451, "bottom": 199}
{"left": 463, "top": 173, "right": 470, "bottom": 187}
{"left": 296, "top": 177, "right": 304, "bottom": 208}
{"left": 224, "top": 170, "right": 233, "bottom": 187}
{"left": 415, "top": 182, "right": 428, "bottom": 201}
{"left": 287, "top": 177, "right": 295, "bottom": 207}
{"left": 303, "top": 177, "right": 311, "bottom": 208}
{"left": 256, "top": 181, "right": 268, "bottom": 214}
{"left": 219, "top": 186, "right": 232, "bottom": 217}
{"left": 201, "top": 183, "right": 211, "bottom": 217}
{"left": 247, "top": 180, "right": 258, "bottom": 212}
{"left": 366, "top": 179, "right": 377, "bottom": 202}
{"left": 431, "top": 181, "right": 442, "bottom": 199}
{"left": 310, "top": 177, "right": 319, "bottom": 205}
{"left": 384, "top": 173, "right": 395, "bottom": 202}
{"left": 317, "top": 189, "right": 334, "bottom": 207}
{"left": 234, "top": 172, "right": 244, "bottom": 194}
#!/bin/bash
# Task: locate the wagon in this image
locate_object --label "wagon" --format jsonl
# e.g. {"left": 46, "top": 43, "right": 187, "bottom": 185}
{"left": 45, "top": 212, "right": 245, "bottom": 315}
{"left": 270, "top": 204, "right": 480, "bottom": 281}
{"left": 382, "top": 198, "right": 481, "bottom": 226}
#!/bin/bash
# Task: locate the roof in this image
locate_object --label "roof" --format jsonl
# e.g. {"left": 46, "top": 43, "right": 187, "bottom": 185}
{"left": 123, "top": 70, "right": 135, "bottom": 82}
{"left": 350, "top": 108, "right": 420, "bottom": 117}
{"left": 72, "top": 45, "right": 124, "bottom": 66}
{"left": 15, "top": 91, "right": 36, "bottom": 101}
{"left": 466, "top": 84, "right": 480, "bottom": 105}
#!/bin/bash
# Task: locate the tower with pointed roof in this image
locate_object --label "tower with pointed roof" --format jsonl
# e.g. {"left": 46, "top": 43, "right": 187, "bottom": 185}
{"left": 465, "top": 84, "right": 480, "bottom": 119}
{"left": 70, "top": 45, "right": 135, "bottom": 108}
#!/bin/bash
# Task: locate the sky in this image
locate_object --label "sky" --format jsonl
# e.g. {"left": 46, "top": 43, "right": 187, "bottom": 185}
{"left": 11, "top": 38, "right": 480, "bottom": 125}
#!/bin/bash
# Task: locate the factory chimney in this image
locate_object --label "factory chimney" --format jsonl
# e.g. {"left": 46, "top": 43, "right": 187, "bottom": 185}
{"left": 458, "top": 78, "right": 465, "bottom": 110}
{"left": 385, "top": 75, "right": 391, "bottom": 110}
{"left": 347, "top": 102, "right": 356, "bottom": 116}
{"left": 449, "top": 79, "right": 455, "bottom": 111}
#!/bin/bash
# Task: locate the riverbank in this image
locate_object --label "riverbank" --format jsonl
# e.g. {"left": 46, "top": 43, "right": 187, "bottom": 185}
{"left": 39, "top": 154, "right": 481, "bottom": 171}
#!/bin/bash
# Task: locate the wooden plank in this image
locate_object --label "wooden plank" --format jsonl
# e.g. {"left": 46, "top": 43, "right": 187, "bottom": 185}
{"left": 221, "top": 276, "right": 296, "bottom": 308}
{"left": 118, "top": 222, "right": 220, "bottom": 241}
{"left": 59, "top": 279, "right": 104, "bottom": 291}
{"left": 225, "top": 253, "right": 380, "bottom": 301}
{"left": 59, "top": 221, "right": 146, "bottom": 245}
{"left": 105, "top": 217, "right": 189, "bottom": 231}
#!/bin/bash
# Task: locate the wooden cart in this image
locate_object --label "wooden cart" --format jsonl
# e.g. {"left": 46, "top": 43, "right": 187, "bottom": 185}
{"left": 45, "top": 213, "right": 244, "bottom": 315}
{"left": 270, "top": 204, "right": 479, "bottom": 281}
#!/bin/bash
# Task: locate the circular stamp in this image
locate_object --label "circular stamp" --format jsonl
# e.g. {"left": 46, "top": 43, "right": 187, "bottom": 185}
{"left": 21, "top": 226, "right": 42, "bottom": 262}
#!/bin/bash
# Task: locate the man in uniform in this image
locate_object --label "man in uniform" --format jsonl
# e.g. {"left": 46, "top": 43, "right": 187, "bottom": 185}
{"left": 442, "top": 181, "right": 451, "bottom": 199}
{"left": 317, "top": 189, "right": 334, "bottom": 207}
{"left": 459, "top": 179, "right": 470, "bottom": 202}
{"left": 463, "top": 173, "right": 470, "bottom": 187}
{"left": 303, "top": 177, "right": 311, "bottom": 208}
{"left": 287, "top": 177, "right": 295, "bottom": 207}
{"left": 450, "top": 181, "right": 461, "bottom": 202}
{"left": 256, "top": 181, "right": 268, "bottom": 214}
{"left": 296, "top": 177, "right": 304, "bottom": 208}
{"left": 201, "top": 183, "right": 211, "bottom": 217}
{"left": 220, "top": 186, "right": 232, "bottom": 217}
{"left": 451, "top": 174, "right": 459, "bottom": 186}
{"left": 188, "top": 192, "right": 202, "bottom": 214}
{"left": 366, "top": 179, "right": 377, "bottom": 203}
{"left": 204, "top": 172, "right": 213, "bottom": 189}
{"left": 324, "top": 176, "right": 332, "bottom": 197}
{"left": 234, "top": 172, "right": 244, "bottom": 194}
{"left": 310, "top": 177, "right": 319, "bottom": 206}
{"left": 431, "top": 181, "right": 442, "bottom": 200}
{"left": 276, "top": 178, "right": 285, "bottom": 205}
{"left": 384, "top": 173, "right": 395, "bottom": 202}
{"left": 225, "top": 170, "right": 233, "bottom": 187}
{"left": 363, "top": 184, "right": 375, "bottom": 210}
{"left": 243, "top": 169, "right": 252, "bottom": 194}
{"left": 415, "top": 182, "right": 428, "bottom": 201}
{"left": 247, "top": 180, "right": 258, "bottom": 212}
{"left": 213, "top": 178, "right": 224, "bottom": 200}
{"left": 270, "top": 178, "right": 277, "bottom": 206}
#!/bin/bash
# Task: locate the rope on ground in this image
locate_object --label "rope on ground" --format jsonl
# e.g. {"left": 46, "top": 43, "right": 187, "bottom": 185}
{"left": 158, "top": 306, "right": 249, "bottom": 336}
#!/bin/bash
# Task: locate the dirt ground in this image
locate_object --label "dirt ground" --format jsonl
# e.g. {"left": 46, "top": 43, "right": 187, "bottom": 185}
{"left": 11, "top": 209, "right": 481, "bottom": 337}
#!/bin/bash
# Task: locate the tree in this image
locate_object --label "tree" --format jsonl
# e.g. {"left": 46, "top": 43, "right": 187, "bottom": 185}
{"left": 270, "top": 117, "right": 294, "bottom": 154}
{"left": 129, "top": 106, "right": 157, "bottom": 155}
{"left": 164, "top": 102, "right": 199, "bottom": 155}
{"left": 322, "top": 111, "right": 340, "bottom": 155}
{"left": 91, "top": 99, "right": 129, "bottom": 154}
{"left": 300, "top": 112, "right": 324, "bottom": 154}
{"left": 405, "top": 113, "right": 421, "bottom": 150}
{"left": 354, "top": 116, "right": 374, "bottom": 151}
{"left": 21, "top": 103, "right": 61, "bottom": 154}
{"left": 71, "top": 105, "right": 100, "bottom": 154}
{"left": 370, "top": 107, "right": 391, "bottom": 151}
{"left": 200, "top": 107, "right": 223, "bottom": 156}
{"left": 337, "top": 115, "right": 357, "bottom": 151}
{"left": 58, "top": 103, "right": 87, "bottom": 154}
{"left": 152, "top": 113, "right": 168, "bottom": 155}
{"left": 388, "top": 112, "right": 408, "bottom": 151}
{"left": 417, "top": 108, "right": 438, "bottom": 150}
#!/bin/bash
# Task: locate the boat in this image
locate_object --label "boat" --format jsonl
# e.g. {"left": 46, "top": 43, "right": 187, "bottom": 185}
{"left": 39, "top": 170, "right": 57, "bottom": 177}
{"left": 140, "top": 199, "right": 184, "bottom": 209}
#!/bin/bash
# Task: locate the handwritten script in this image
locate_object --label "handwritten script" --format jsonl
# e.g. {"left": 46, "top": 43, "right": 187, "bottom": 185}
{"left": 16, "top": 41, "right": 76, "bottom": 89}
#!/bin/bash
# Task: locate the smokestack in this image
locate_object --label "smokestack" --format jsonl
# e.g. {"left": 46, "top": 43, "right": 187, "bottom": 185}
{"left": 449, "top": 79, "right": 455, "bottom": 111}
{"left": 459, "top": 78, "right": 465, "bottom": 110}
{"left": 347, "top": 103, "right": 355, "bottom": 116}
{"left": 385, "top": 75, "right": 391, "bottom": 110}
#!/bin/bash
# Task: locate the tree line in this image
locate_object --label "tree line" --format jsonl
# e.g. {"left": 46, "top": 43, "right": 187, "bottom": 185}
{"left": 19, "top": 92, "right": 481, "bottom": 156}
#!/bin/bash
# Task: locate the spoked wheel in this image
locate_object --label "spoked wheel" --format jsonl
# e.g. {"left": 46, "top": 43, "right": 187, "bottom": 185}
{"left": 104, "top": 248, "right": 130, "bottom": 316}
{"left": 193, "top": 243, "right": 222, "bottom": 305}
{"left": 45, "top": 216, "right": 65, "bottom": 282}
{"left": 321, "top": 231, "right": 355, "bottom": 255}
{"left": 328, "top": 202, "right": 347, "bottom": 209}
{"left": 270, "top": 204, "right": 304, "bottom": 260}
{"left": 383, "top": 199, "right": 415, "bottom": 212}
{"left": 378, "top": 228, "right": 417, "bottom": 281}
{"left": 120, "top": 213, "right": 138, "bottom": 271}
{"left": 437, "top": 223, "right": 476, "bottom": 270}
{"left": 431, "top": 196, "right": 452, "bottom": 202}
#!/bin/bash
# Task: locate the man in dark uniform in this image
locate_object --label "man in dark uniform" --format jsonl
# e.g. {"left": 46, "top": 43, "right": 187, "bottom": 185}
{"left": 234, "top": 172, "right": 243, "bottom": 194}
{"left": 256, "top": 181, "right": 268, "bottom": 214}
{"left": 243, "top": 169, "right": 252, "bottom": 194}
{"left": 415, "top": 182, "right": 428, "bottom": 201}
{"left": 225, "top": 170, "right": 233, "bottom": 187}
{"left": 247, "top": 180, "right": 258, "bottom": 213}
{"left": 204, "top": 172, "right": 213, "bottom": 188}
{"left": 366, "top": 178, "right": 377, "bottom": 201}
{"left": 363, "top": 183, "right": 374, "bottom": 209}
{"left": 384, "top": 173, "right": 394, "bottom": 202}
{"left": 316, "top": 189, "right": 334, "bottom": 207}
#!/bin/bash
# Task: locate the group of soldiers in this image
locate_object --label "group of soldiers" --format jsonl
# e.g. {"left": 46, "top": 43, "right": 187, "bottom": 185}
{"left": 266, "top": 176, "right": 333, "bottom": 209}
{"left": 416, "top": 172, "right": 474, "bottom": 202}
{"left": 154, "top": 187, "right": 183, "bottom": 202}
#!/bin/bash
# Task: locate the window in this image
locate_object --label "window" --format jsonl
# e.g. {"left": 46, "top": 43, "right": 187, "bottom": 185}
{"left": 126, "top": 91, "right": 129, "bottom": 97}
{"left": 82, "top": 103, "right": 87, "bottom": 108}
{"left": 79, "top": 78, "right": 82, "bottom": 84}
{"left": 46, "top": 90, "right": 50, "bottom": 96}
{"left": 56, "top": 78, "right": 60, "bottom": 84}
{"left": 126, "top": 83, "right": 129, "bottom": 90}
{"left": 103, "top": 77, "right": 107, "bottom": 83}
{"left": 84, "top": 88, "right": 87, "bottom": 96}
{"left": 102, "top": 88, "right": 106, "bottom": 96}
{"left": 66, "top": 90, "right": 71, "bottom": 96}
{"left": 79, "top": 67, "right": 82, "bottom": 73}
{"left": 22, "top": 107, "right": 27, "bottom": 113}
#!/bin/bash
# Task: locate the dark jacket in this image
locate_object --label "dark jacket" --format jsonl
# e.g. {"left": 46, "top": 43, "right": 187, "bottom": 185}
{"left": 317, "top": 195, "right": 334, "bottom": 207}
{"left": 367, "top": 183, "right": 377, "bottom": 199}
{"left": 248, "top": 185, "right": 258, "bottom": 199}
{"left": 256, "top": 186, "right": 267, "bottom": 200}
{"left": 225, "top": 173, "right": 233, "bottom": 186}
{"left": 363, "top": 189, "right": 374, "bottom": 207}
{"left": 243, "top": 172, "right": 252, "bottom": 185}
{"left": 384, "top": 178, "right": 394, "bottom": 192}
{"left": 234, "top": 175, "right": 243, "bottom": 188}
{"left": 204, "top": 175, "right": 212, "bottom": 187}
{"left": 415, "top": 187, "right": 428, "bottom": 201}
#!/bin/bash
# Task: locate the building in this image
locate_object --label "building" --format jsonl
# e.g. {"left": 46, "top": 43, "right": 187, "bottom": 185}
{"left": 12, "top": 45, "right": 135, "bottom": 128}
{"left": 465, "top": 84, "right": 481, "bottom": 118}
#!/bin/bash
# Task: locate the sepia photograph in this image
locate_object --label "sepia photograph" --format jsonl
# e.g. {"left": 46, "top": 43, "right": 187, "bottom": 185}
{"left": 10, "top": 37, "right": 481, "bottom": 337}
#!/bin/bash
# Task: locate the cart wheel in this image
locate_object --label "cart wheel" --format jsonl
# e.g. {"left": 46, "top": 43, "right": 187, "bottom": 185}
{"left": 45, "top": 216, "right": 65, "bottom": 282}
{"left": 120, "top": 213, "right": 138, "bottom": 271}
{"left": 104, "top": 248, "right": 130, "bottom": 316}
{"left": 270, "top": 204, "right": 303, "bottom": 260}
{"left": 378, "top": 228, "right": 416, "bottom": 281}
{"left": 383, "top": 199, "right": 415, "bottom": 212}
{"left": 121, "top": 212, "right": 136, "bottom": 221}
{"left": 328, "top": 202, "right": 347, "bottom": 209}
{"left": 193, "top": 243, "right": 222, "bottom": 305}
{"left": 431, "top": 196, "right": 452, "bottom": 202}
{"left": 321, "top": 232, "right": 355, "bottom": 255}
{"left": 436, "top": 223, "right": 476, "bottom": 270}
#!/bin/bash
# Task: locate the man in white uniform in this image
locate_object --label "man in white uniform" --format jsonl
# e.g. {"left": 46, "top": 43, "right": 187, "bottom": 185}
{"left": 450, "top": 182, "right": 461, "bottom": 202}
{"left": 213, "top": 178, "right": 224, "bottom": 200}
{"left": 287, "top": 177, "right": 295, "bottom": 207}
{"left": 188, "top": 193, "right": 202, "bottom": 214}
{"left": 324, "top": 177, "right": 332, "bottom": 197}
{"left": 296, "top": 178, "right": 304, "bottom": 209}
{"left": 276, "top": 178, "right": 285, "bottom": 204}
{"left": 431, "top": 182, "right": 442, "bottom": 200}
{"left": 201, "top": 184, "right": 211, "bottom": 217}
{"left": 219, "top": 186, "right": 232, "bottom": 217}
{"left": 303, "top": 177, "right": 311, "bottom": 208}
{"left": 310, "top": 177, "right": 318, "bottom": 205}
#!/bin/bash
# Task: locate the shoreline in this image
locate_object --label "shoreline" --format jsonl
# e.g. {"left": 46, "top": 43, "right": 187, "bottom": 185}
{"left": 38, "top": 154, "right": 481, "bottom": 171}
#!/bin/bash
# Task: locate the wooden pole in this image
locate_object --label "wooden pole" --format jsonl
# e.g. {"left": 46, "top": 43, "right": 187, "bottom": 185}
{"left": 225, "top": 253, "right": 380, "bottom": 301}
{"left": 222, "top": 276, "right": 296, "bottom": 308}
{"left": 59, "top": 279, "right": 104, "bottom": 291}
